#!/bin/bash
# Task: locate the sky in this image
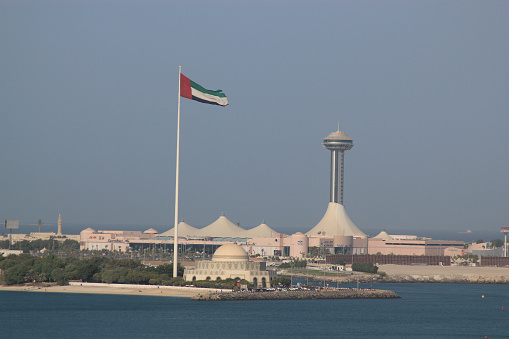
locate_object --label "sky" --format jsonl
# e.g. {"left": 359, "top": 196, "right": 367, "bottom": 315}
{"left": 1, "top": 1, "right": 508, "bottom": 241}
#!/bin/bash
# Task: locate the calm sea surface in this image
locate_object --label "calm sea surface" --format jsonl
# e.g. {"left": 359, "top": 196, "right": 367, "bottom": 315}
{"left": 2, "top": 283, "right": 509, "bottom": 338}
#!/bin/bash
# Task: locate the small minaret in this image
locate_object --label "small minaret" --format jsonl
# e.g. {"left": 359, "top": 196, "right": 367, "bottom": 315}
{"left": 57, "top": 214, "right": 62, "bottom": 235}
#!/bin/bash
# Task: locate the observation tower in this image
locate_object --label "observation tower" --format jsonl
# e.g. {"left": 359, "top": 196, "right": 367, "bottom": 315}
{"left": 307, "top": 127, "right": 366, "bottom": 238}
{"left": 322, "top": 129, "right": 354, "bottom": 205}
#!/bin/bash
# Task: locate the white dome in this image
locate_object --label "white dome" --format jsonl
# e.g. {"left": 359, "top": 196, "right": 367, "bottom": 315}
{"left": 212, "top": 244, "right": 249, "bottom": 262}
{"left": 81, "top": 228, "right": 96, "bottom": 233}
{"left": 324, "top": 130, "right": 353, "bottom": 141}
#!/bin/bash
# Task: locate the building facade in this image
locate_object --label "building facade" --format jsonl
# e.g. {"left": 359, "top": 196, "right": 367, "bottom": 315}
{"left": 183, "top": 244, "right": 276, "bottom": 288}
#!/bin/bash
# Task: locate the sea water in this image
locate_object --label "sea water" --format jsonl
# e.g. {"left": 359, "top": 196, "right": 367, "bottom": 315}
{"left": 1, "top": 283, "right": 509, "bottom": 338}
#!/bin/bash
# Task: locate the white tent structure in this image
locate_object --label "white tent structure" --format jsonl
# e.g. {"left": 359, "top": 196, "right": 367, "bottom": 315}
{"left": 374, "top": 230, "right": 393, "bottom": 240}
{"left": 198, "top": 214, "right": 248, "bottom": 238}
{"left": 306, "top": 202, "right": 367, "bottom": 237}
{"left": 160, "top": 216, "right": 281, "bottom": 239}
{"left": 143, "top": 228, "right": 159, "bottom": 235}
{"left": 243, "top": 222, "right": 278, "bottom": 238}
{"left": 160, "top": 221, "right": 202, "bottom": 238}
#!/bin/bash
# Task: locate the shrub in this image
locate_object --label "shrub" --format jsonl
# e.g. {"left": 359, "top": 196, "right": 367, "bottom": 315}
{"left": 351, "top": 262, "right": 378, "bottom": 274}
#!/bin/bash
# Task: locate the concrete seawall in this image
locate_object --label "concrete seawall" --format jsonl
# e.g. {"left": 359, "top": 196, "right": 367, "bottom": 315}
{"left": 287, "top": 273, "right": 509, "bottom": 284}
{"left": 192, "top": 289, "right": 400, "bottom": 301}
{"left": 288, "top": 269, "right": 509, "bottom": 284}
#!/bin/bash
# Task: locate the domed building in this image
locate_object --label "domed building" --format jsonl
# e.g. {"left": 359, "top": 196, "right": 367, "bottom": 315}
{"left": 183, "top": 244, "right": 275, "bottom": 288}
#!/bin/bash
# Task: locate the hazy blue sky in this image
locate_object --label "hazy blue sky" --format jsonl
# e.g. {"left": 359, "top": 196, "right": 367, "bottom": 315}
{"left": 1, "top": 1, "right": 508, "bottom": 240}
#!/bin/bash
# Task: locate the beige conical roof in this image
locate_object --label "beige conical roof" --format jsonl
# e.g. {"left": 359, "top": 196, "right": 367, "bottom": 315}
{"left": 374, "top": 230, "right": 393, "bottom": 240}
{"left": 199, "top": 215, "right": 247, "bottom": 238}
{"left": 306, "top": 202, "right": 366, "bottom": 237}
{"left": 143, "top": 228, "right": 159, "bottom": 234}
{"left": 160, "top": 222, "right": 202, "bottom": 237}
{"left": 244, "top": 222, "right": 278, "bottom": 237}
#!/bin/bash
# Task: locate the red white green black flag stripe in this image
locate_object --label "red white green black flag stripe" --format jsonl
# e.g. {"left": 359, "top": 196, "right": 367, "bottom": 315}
{"left": 180, "top": 73, "right": 228, "bottom": 106}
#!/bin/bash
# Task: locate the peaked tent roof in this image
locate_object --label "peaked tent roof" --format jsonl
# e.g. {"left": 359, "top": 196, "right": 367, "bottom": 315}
{"left": 199, "top": 215, "right": 247, "bottom": 238}
{"left": 159, "top": 222, "right": 202, "bottom": 238}
{"left": 244, "top": 223, "right": 278, "bottom": 238}
{"left": 306, "top": 202, "right": 367, "bottom": 237}
{"left": 374, "top": 230, "right": 393, "bottom": 240}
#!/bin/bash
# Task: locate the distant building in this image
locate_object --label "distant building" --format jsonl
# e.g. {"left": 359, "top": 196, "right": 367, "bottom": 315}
{"left": 367, "top": 231, "right": 464, "bottom": 256}
{"left": 0, "top": 232, "right": 79, "bottom": 244}
{"left": 305, "top": 129, "right": 368, "bottom": 254}
{"left": 79, "top": 228, "right": 160, "bottom": 251}
{"left": 183, "top": 244, "right": 276, "bottom": 288}
{"left": 0, "top": 249, "right": 23, "bottom": 256}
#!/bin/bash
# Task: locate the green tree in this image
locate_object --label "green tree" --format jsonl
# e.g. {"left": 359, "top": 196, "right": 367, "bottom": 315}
{"left": 146, "top": 263, "right": 185, "bottom": 277}
{"left": 331, "top": 259, "right": 346, "bottom": 265}
{"left": 64, "top": 259, "right": 102, "bottom": 281}
{"left": 2, "top": 265, "right": 28, "bottom": 285}
{"left": 351, "top": 262, "right": 378, "bottom": 274}
{"left": 491, "top": 239, "right": 504, "bottom": 248}
{"left": 51, "top": 268, "right": 67, "bottom": 285}
{"left": 102, "top": 267, "right": 131, "bottom": 284}
{"left": 308, "top": 247, "right": 320, "bottom": 257}
{"left": 271, "top": 276, "right": 291, "bottom": 287}
{"left": 41, "top": 254, "right": 65, "bottom": 281}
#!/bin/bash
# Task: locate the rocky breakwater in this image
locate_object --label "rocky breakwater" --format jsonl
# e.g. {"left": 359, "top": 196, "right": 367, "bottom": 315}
{"left": 191, "top": 289, "right": 400, "bottom": 301}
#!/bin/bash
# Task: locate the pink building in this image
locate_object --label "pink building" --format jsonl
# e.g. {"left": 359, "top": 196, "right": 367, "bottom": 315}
{"left": 367, "top": 231, "right": 464, "bottom": 256}
{"left": 80, "top": 228, "right": 160, "bottom": 252}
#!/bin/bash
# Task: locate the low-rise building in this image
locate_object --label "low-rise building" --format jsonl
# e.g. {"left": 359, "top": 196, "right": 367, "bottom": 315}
{"left": 183, "top": 244, "right": 276, "bottom": 288}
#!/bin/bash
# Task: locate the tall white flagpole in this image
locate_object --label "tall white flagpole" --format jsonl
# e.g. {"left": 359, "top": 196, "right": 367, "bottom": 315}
{"left": 173, "top": 65, "right": 182, "bottom": 277}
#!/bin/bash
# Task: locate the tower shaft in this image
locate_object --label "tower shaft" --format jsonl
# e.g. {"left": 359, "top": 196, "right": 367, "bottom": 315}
{"left": 330, "top": 150, "right": 345, "bottom": 204}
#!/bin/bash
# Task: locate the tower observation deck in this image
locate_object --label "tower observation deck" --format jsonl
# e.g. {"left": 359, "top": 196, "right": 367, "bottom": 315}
{"left": 322, "top": 129, "right": 353, "bottom": 205}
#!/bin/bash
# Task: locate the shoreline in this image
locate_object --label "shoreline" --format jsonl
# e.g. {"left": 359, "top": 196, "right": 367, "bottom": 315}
{"left": 0, "top": 282, "right": 230, "bottom": 298}
{"left": 3, "top": 265, "right": 509, "bottom": 297}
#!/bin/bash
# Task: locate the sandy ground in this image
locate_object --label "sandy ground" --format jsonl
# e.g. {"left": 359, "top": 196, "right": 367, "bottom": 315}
{"left": 378, "top": 264, "right": 509, "bottom": 277}
{"left": 0, "top": 282, "right": 229, "bottom": 298}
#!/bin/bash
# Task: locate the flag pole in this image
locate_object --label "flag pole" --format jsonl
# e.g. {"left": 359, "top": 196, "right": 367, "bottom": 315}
{"left": 173, "top": 65, "right": 182, "bottom": 277}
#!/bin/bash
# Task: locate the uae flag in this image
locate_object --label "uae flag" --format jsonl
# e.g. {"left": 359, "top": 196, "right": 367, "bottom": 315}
{"left": 180, "top": 74, "right": 228, "bottom": 106}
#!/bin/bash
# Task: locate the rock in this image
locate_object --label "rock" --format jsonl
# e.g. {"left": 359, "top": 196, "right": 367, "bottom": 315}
{"left": 191, "top": 289, "right": 401, "bottom": 301}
